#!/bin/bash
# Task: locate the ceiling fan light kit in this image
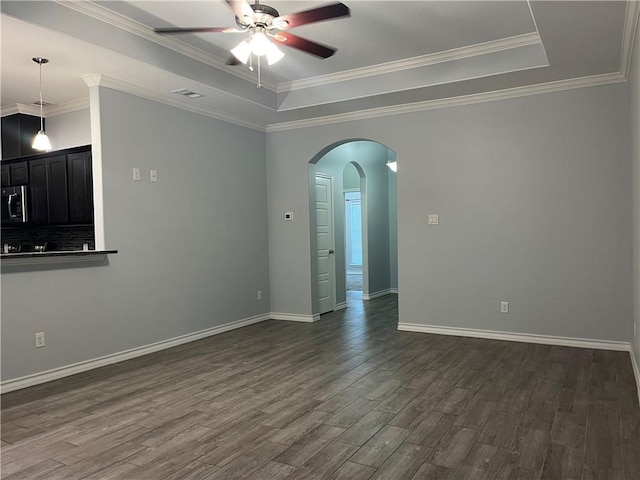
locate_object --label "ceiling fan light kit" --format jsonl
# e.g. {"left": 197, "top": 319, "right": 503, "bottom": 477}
{"left": 154, "top": 0, "right": 350, "bottom": 86}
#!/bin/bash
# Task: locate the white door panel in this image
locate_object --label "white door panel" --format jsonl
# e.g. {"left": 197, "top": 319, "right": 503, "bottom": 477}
{"left": 316, "top": 175, "right": 335, "bottom": 314}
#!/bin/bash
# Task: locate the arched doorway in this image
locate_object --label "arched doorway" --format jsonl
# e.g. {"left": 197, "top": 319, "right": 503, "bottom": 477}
{"left": 309, "top": 140, "right": 397, "bottom": 316}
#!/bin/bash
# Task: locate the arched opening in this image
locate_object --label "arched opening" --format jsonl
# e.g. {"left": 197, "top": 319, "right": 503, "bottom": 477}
{"left": 344, "top": 162, "right": 364, "bottom": 295}
{"left": 309, "top": 140, "right": 397, "bottom": 316}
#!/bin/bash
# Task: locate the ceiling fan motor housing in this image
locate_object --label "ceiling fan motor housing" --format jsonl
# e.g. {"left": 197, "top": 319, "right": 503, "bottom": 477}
{"left": 236, "top": 3, "right": 281, "bottom": 29}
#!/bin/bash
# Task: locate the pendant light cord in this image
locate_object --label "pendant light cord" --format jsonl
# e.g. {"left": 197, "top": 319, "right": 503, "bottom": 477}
{"left": 39, "top": 61, "right": 44, "bottom": 131}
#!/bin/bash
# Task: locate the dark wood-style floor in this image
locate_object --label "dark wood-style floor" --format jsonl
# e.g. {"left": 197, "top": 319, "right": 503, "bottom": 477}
{"left": 2, "top": 293, "right": 639, "bottom": 480}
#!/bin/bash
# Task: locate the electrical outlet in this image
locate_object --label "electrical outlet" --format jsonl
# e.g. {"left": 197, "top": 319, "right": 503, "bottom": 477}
{"left": 132, "top": 168, "right": 141, "bottom": 181}
{"left": 257, "top": 290, "right": 262, "bottom": 301}
{"left": 428, "top": 214, "right": 439, "bottom": 225}
{"left": 35, "top": 332, "right": 45, "bottom": 348}
{"left": 500, "top": 302, "right": 509, "bottom": 314}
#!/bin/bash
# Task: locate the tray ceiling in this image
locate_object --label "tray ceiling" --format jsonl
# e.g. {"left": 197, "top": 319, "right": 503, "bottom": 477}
{"left": 0, "top": 1, "right": 636, "bottom": 130}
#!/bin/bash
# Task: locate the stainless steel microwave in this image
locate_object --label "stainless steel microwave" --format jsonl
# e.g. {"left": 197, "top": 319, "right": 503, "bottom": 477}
{"left": 1, "top": 185, "right": 28, "bottom": 224}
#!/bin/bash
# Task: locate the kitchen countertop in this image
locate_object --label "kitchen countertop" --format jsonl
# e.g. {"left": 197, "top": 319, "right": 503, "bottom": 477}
{"left": 1, "top": 249, "right": 118, "bottom": 267}
{"left": 1, "top": 249, "right": 117, "bottom": 258}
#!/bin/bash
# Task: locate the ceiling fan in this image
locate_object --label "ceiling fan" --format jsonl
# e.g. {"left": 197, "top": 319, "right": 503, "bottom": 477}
{"left": 154, "top": 0, "right": 350, "bottom": 67}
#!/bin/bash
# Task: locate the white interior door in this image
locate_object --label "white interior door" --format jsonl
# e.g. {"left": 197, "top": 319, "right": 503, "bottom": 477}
{"left": 345, "top": 191, "right": 363, "bottom": 275}
{"left": 316, "top": 175, "right": 335, "bottom": 314}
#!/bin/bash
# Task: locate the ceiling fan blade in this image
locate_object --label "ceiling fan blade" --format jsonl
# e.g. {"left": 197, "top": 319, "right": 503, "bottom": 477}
{"left": 275, "top": 2, "right": 350, "bottom": 29}
{"left": 272, "top": 32, "right": 336, "bottom": 59}
{"left": 154, "top": 26, "right": 243, "bottom": 34}
{"left": 225, "top": 0, "right": 255, "bottom": 22}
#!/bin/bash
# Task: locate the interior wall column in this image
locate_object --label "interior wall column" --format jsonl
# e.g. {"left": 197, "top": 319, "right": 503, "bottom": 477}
{"left": 82, "top": 74, "right": 105, "bottom": 250}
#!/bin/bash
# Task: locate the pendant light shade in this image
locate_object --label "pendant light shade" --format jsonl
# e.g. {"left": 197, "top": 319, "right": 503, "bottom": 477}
{"left": 32, "top": 130, "right": 52, "bottom": 151}
{"left": 32, "top": 57, "right": 51, "bottom": 152}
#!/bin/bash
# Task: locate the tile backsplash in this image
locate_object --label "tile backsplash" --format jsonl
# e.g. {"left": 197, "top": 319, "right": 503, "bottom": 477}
{"left": 1, "top": 226, "right": 95, "bottom": 252}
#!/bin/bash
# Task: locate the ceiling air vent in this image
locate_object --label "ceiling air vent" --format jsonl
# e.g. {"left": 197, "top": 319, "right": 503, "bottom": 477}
{"left": 171, "top": 88, "right": 204, "bottom": 99}
{"left": 32, "top": 100, "right": 53, "bottom": 106}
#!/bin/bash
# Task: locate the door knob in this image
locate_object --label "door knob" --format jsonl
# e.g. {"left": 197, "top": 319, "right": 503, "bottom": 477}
{"left": 329, "top": 249, "right": 335, "bottom": 254}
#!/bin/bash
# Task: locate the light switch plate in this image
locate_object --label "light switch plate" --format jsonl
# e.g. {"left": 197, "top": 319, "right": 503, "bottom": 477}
{"left": 132, "top": 168, "right": 141, "bottom": 181}
{"left": 428, "top": 214, "right": 439, "bottom": 225}
{"left": 150, "top": 169, "right": 157, "bottom": 182}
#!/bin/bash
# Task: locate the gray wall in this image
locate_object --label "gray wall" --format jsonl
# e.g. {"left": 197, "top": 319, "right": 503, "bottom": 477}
{"left": 46, "top": 108, "right": 91, "bottom": 150}
{"left": 313, "top": 141, "right": 395, "bottom": 310}
{"left": 1, "top": 88, "right": 270, "bottom": 381}
{"left": 631, "top": 17, "right": 640, "bottom": 375}
{"left": 343, "top": 162, "right": 360, "bottom": 190}
{"left": 267, "top": 83, "right": 632, "bottom": 342}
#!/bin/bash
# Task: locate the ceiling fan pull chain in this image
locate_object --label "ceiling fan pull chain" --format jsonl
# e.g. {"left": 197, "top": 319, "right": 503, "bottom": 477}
{"left": 257, "top": 55, "right": 262, "bottom": 88}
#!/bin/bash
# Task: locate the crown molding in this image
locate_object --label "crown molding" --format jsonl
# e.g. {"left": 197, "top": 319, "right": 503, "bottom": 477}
{"left": 279, "top": 32, "right": 542, "bottom": 93}
{"left": 46, "top": 97, "right": 90, "bottom": 116}
{"left": 620, "top": 0, "right": 640, "bottom": 79}
{"left": 1, "top": 104, "right": 39, "bottom": 117}
{"left": 6, "top": 71, "right": 623, "bottom": 133}
{"left": 1, "top": 97, "right": 90, "bottom": 118}
{"left": 82, "top": 74, "right": 264, "bottom": 131}
{"left": 266, "top": 72, "right": 625, "bottom": 132}
{"left": 54, "top": 0, "right": 278, "bottom": 92}
{"left": 83, "top": 73, "right": 102, "bottom": 88}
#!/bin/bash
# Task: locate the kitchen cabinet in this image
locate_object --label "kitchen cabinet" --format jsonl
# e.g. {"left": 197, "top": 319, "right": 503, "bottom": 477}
{"left": 1, "top": 114, "right": 41, "bottom": 160}
{"left": 29, "top": 155, "right": 69, "bottom": 225}
{"left": 3, "top": 145, "right": 92, "bottom": 226}
{"left": 1, "top": 165, "right": 8, "bottom": 187}
{"left": 1, "top": 161, "right": 28, "bottom": 187}
{"left": 67, "top": 152, "right": 93, "bottom": 224}
{"left": 10, "top": 162, "right": 28, "bottom": 185}
{"left": 29, "top": 158, "right": 48, "bottom": 224}
{"left": 47, "top": 155, "right": 69, "bottom": 224}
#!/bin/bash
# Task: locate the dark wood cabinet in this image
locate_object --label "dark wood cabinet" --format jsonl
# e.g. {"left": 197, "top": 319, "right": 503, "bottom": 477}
{"left": 47, "top": 155, "right": 69, "bottom": 224}
{"left": 1, "top": 165, "right": 8, "bottom": 187}
{"left": 1, "top": 114, "right": 41, "bottom": 160}
{"left": 4, "top": 145, "right": 92, "bottom": 226}
{"left": 10, "top": 162, "right": 28, "bottom": 185}
{"left": 1, "top": 161, "right": 28, "bottom": 187}
{"left": 67, "top": 152, "right": 93, "bottom": 224}
{"left": 29, "top": 159, "right": 49, "bottom": 224}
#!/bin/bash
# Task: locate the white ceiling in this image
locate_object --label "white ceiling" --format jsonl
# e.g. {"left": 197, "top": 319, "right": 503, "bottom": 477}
{"left": 1, "top": 1, "right": 637, "bottom": 130}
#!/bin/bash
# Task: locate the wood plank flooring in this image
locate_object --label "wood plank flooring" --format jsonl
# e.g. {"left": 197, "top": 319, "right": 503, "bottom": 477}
{"left": 2, "top": 293, "right": 639, "bottom": 479}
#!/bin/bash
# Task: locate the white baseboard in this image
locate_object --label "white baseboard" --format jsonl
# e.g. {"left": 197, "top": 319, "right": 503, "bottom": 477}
{"left": 397, "top": 323, "right": 631, "bottom": 351}
{"left": 335, "top": 302, "right": 347, "bottom": 311}
{"left": 390, "top": 288, "right": 398, "bottom": 294}
{"left": 362, "top": 289, "right": 393, "bottom": 301}
{"left": 270, "top": 312, "right": 320, "bottom": 323}
{"left": 630, "top": 347, "right": 640, "bottom": 405}
{"left": 1, "top": 313, "right": 271, "bottom": 394}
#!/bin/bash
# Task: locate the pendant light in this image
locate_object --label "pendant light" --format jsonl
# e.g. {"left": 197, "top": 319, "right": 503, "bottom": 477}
{"left": 32, "top": 57, "right": 51, "bottom": 151}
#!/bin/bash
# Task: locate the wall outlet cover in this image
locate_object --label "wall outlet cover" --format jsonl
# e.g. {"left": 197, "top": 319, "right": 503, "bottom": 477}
{"left": 428, "top": 214, "right": 439, "bottom": 225}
